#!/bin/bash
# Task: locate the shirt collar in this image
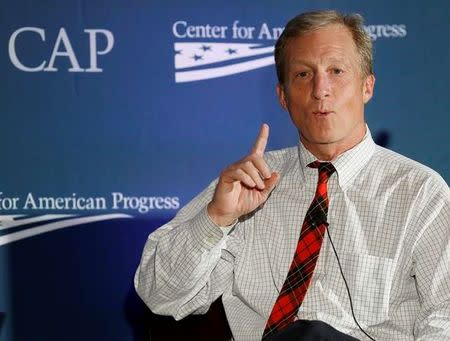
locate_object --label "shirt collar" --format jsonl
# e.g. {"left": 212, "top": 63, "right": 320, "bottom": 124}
{"left": 297, "top": 126, "right": 376, "bottom": 190}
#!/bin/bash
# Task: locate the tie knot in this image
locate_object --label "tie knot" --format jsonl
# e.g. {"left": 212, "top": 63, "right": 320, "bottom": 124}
{"left": 308, "top": 162, "right": 336, "bottom": 184}
{"left": 308, "top": 161, "right": 336, "bottom": 178}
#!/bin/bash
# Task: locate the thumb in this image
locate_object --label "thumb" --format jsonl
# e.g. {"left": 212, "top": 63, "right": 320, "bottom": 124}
{"left": 262, "top": 172, "right": 280, "bottom": 196}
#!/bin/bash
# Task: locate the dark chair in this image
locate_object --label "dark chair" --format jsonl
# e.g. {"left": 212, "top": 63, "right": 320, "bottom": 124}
{"left": 0, "top": 312, "right": 4, "bottom": 332}
{"left": 148, "top": 298, "right": 232, "bottom": 340}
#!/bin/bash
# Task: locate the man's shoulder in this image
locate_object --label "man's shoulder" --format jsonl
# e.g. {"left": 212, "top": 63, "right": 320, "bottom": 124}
{"left": 371, "top": 145, "right": 449, "bottom": 195}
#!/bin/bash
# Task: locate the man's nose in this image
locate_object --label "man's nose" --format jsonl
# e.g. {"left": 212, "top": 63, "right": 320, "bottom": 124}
{"left": 312, "top": 73, "right": 331, "bottom": 100}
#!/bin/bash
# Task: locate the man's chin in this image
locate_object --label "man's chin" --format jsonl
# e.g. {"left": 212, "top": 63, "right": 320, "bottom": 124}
{"left": 300, "top": 134, "right": 339, "bottom": 146}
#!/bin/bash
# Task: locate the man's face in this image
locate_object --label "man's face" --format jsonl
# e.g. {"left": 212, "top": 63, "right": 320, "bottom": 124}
{"left": 277, "top": 24, "right": 375, "bottom": 158}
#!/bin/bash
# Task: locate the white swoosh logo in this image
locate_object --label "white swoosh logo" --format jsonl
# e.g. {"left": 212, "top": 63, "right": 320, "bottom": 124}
{"left": 175, "top": 55, "right": 274, "bottom": 83}
{"left": 0, "top": 214, "right": 132, "bottom": 246}
{"left": 0, "top": 214, "right": 74, "bottom": 231}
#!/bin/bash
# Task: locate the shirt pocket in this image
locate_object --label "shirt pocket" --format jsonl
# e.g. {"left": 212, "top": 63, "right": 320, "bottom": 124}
{"left": 328, "top": 252, "right": 395, "bottom": 326}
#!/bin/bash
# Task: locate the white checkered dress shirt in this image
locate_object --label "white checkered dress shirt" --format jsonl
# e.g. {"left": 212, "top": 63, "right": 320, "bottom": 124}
{"left": 135, "top": 129, "right": 450, "bottom": 340}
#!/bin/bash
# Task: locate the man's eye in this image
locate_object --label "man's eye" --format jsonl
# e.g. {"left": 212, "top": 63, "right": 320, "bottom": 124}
{"left": 332, "top": 68, "right": 344, "bottom": 75}
{"left": 297, "top": 71, "right": 308, "bottom": 78}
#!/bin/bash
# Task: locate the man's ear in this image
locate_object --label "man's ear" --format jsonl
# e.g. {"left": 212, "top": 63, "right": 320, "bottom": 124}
{"left": 363, "top": 74, "right": 375, "bottom": 104}
{"left": 276, "top": 83, "right": 289, "bottom": 111}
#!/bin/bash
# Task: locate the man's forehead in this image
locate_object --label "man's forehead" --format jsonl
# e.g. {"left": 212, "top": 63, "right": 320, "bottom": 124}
{"left": 288, "top": 56, "right": 351, "bottom": 66}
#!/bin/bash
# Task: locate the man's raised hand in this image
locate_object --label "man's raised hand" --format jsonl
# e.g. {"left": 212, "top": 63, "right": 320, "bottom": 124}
{"left": 207, "top": 124, "right": 280, "bottom": 226}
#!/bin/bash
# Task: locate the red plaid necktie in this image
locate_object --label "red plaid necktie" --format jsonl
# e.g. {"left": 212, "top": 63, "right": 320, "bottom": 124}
{"left": 263, "top": 161, "right": 336, "bottom": 338}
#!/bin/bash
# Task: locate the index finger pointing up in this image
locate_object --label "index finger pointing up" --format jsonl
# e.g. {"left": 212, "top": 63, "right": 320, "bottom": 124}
{"left": 251, "top": 123, "right": 269, "bottom": 156}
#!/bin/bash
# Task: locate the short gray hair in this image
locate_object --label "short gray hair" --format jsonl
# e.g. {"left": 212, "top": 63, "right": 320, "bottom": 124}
{"left": 275, "top": 10, "right": 373, "bottom": 84}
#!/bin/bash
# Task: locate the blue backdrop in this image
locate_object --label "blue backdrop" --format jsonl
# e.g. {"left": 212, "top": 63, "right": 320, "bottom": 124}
{"left": 1, "top": 0, "right": 449, "bottom": 340}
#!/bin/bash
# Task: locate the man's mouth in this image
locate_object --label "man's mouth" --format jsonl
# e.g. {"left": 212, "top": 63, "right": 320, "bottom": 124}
{"left": 313, "top": 111, "right": 334, "bottom": 116}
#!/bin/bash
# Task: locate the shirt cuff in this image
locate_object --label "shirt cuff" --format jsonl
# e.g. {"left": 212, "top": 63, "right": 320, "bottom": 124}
{"left": 190, "top": 206, "right": 235, "bottom": 249}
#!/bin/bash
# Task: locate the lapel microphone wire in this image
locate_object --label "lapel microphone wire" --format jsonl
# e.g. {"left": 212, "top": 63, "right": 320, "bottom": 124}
{"left": 324, "top": 222, "right": 376, "bottom": 341}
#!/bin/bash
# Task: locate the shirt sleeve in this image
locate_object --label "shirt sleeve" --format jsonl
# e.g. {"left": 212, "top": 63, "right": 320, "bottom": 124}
{"left": 412, "top": 180, "right": 450, "bottom": 340}
{"left": 134, "top": 179, "right": 237, "bottom": 320}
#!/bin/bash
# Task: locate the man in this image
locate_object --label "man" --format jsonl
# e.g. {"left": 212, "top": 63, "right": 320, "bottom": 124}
{"left": 135, "top": 10, "right": 450, "bottom": 340}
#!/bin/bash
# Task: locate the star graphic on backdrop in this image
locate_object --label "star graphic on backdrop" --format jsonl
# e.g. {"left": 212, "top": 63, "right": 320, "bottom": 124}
{"left": 192, "top": 54, "right": 203, "bottom": 61}
{"left": 200, "top": 45, "right": 212, "bottom": 52}
{"left": 226, "top": 48, "right": 237, "bottom": 55}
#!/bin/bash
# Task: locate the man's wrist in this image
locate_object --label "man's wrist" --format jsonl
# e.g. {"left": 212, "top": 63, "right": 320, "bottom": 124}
{"left": 207, "top": 203, "right": 238, "bottom": 227}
